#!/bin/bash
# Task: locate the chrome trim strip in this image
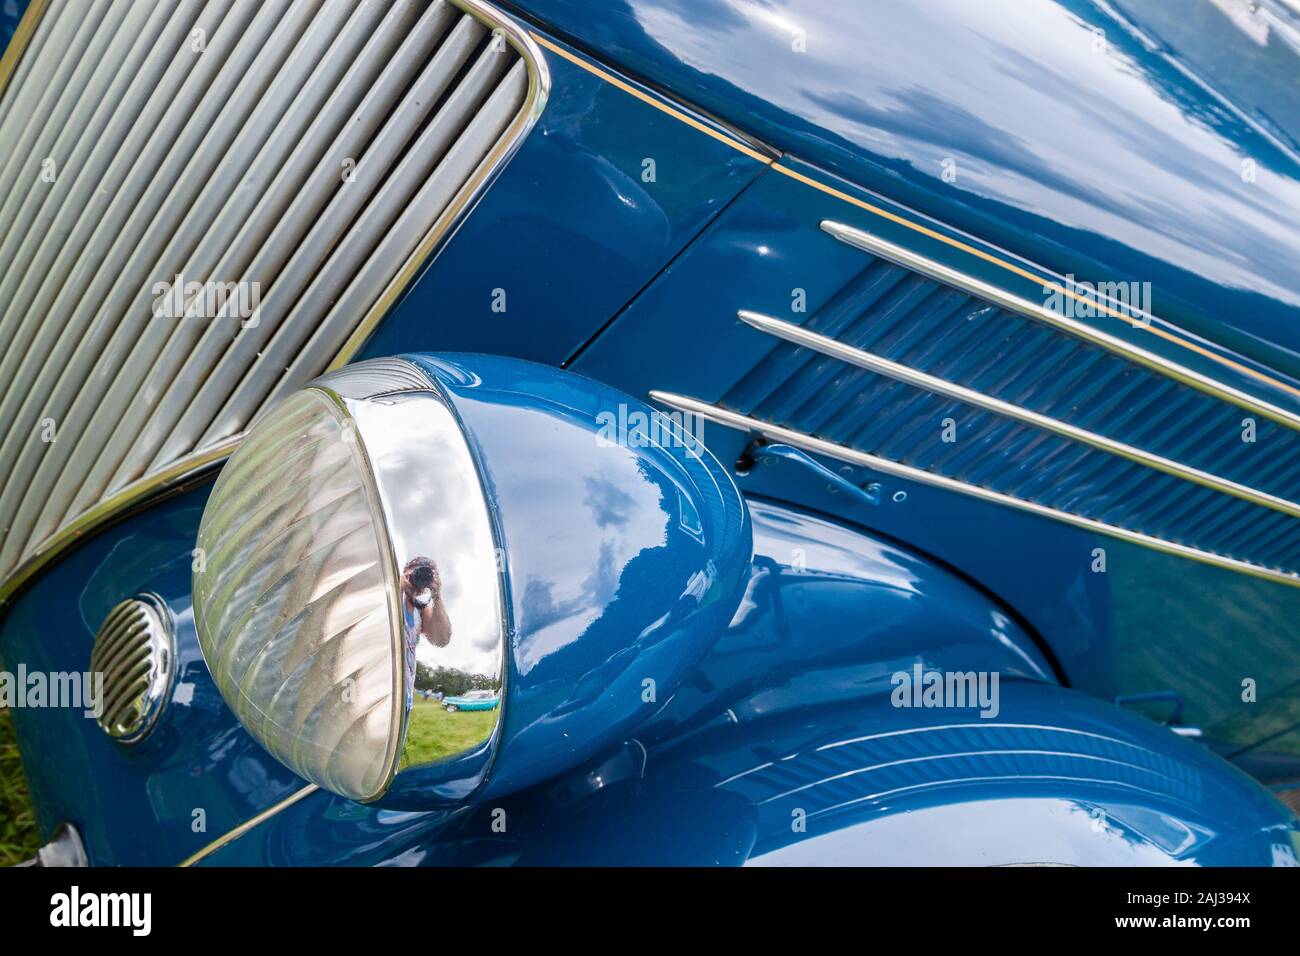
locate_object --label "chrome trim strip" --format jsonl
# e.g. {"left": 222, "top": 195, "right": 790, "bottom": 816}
{"left": 0, "top": 0, "right": 548, "bottom": 608}
{"left": 647, "top": 390, "right": 1300, "bottom": 590}
{"left": 302, "top": 359, "right": 508, "bottom": 803}
{"left": 0, "top": 0, "right": 49, "bottom": 100}
{"left": 738, "top": 310, "right": 1300, "bottom": 521}
{"left": 526, "top": 30, "right": 774, "bottom": 164}
{"left": 820, "top": 220, "right": 1300, "bottom": 435}
{"left": 0, "top": 436, "right": 240, "bottom": 607}
{"left": 178, "top": 784, "right": 320, "bottom": 867}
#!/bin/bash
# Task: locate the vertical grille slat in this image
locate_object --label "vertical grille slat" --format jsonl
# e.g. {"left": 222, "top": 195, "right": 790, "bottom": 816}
{"left": 0, "top": 2, "right": 194, "bottom": 348}
{"left": 262, "top": 57, "right": 530, "bottom": 419}
{"left": 0, "top": 2, "right": 131, "bottom": 269}
{"left": 24, "top": 0, "right": 340, "bottom": 544}
{"left": 0, "top": 1, "right": 159, "bottom": 310}
{"left": 105, "top": 0, "right": 449, "bottom": 494}
{"left": 0, "top": 0, "right": 316, "bottom": 571}
{"left": 0, "top": 0, "right": 541, "bottom": 587}
{"left": 0, "top": 0, "right": 287, "bottom": 572}
{"left": 0, "top": 2, "right": 105, "bottom": 219}
{"left": 0, "top": 0, "right": 66, "bottom": 136}
{"left": 67, "top": 0, "right": 407, "bottom": 516}
{"left": 155, "top": 5, "right": 491, "bottom": 464}
{"left": 0, "top": 0, "right": 245, "bottom": 433}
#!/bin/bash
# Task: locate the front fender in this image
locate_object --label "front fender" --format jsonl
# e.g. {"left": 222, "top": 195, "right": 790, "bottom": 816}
{"left": 642, "top": 681, "right": 1300, "bottom": 867}
{"left": 433, "top": 681, "right": 1300, "bottom": 866}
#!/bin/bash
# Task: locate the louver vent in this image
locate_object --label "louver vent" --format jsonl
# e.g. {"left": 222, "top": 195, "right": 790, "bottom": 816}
{"left": 88, "top": 595, "right": 175, "bottom": 742}
{"left": 0, "top": 0, "right": 540, "bottom": 587}
{"left": 651, "top": 222, "right": 1300, "bottom": 588}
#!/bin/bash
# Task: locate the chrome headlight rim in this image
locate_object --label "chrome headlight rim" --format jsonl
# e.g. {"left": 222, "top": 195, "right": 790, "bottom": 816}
{"left": 309, "top": 362, "right": 511, "bottom": 802}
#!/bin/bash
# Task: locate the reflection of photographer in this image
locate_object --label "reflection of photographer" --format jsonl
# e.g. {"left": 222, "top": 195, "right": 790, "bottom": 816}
{"left": 402, "top": 556, "right": 452, "bottom": 648}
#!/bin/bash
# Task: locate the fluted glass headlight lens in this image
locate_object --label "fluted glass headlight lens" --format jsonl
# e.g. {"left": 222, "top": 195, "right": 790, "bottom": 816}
{"left": 193, "top": 388, "right": 401, "bottom": 802}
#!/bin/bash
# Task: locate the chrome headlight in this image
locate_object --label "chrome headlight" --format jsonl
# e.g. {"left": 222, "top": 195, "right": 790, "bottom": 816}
{"left": 194, "top": 361, "right": 504, "bottom": 803}
{"left": 194, "top": 355, "right": 750, "bottom": 807}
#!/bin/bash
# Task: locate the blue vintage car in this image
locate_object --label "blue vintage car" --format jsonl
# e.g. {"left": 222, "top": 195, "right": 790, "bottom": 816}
{"left": 443, "top": 691, "right": 500, "bottom": 712}
{"left": 1, "top": 0, "right": 1298, "bottom": 869}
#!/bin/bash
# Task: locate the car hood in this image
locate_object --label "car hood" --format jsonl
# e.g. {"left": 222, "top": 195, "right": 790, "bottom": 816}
{"left": 507, "top": 0, "right": 1300, "bottom": 383}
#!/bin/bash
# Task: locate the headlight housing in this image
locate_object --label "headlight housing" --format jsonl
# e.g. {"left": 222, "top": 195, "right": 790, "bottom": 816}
{"left": 194, "top": 361, "right": 505, "bottom": 803}
{"left": 194, "top": 355, "right": 750, "bottom": 807}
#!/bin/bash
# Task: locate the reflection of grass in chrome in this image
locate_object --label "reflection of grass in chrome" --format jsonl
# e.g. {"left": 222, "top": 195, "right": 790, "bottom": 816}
{"left": 399, "top": 697, "right": 496, "bottom": 770}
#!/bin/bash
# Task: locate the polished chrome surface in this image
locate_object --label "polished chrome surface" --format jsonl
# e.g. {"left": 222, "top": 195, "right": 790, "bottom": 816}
{"left": 322, "top": 363, "right": 507, "bottom": 789}
{"left": 738, "top": 310, "right": 1300, "bottom": 521}
{"left": 88, "top": 594, "right": 175, "bottom": 743}
{"left": 16, "top": 822, "right": 88, "bottom": 867}
{"left": 192, "top": 358, "right": 506, "bottom": 802}
{"left": 820, "top": 220, "right": 1300, "bottom": 434}
{"left": 0, "top": 0, "right": 546, "bottom": 599}
{"left": 648, "top": 390, "right": 1300, "bottom": 589}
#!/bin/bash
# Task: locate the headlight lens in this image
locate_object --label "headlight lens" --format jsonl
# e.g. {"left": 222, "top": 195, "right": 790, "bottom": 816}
{"left": 193, "top": 387, "right": 402, "bottom": 802}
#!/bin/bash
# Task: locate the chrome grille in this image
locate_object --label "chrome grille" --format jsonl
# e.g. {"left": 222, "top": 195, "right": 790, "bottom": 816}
{"left": 89, "top": 594, "right": 175, "bottom": 742}
{"left": 0, "top": 0, "right": 540, "bottom": 588}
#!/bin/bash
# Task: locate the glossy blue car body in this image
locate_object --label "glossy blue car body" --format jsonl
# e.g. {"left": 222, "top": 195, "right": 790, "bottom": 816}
{"left": 3, "top": 0, "right": 1299, "bottom": 865}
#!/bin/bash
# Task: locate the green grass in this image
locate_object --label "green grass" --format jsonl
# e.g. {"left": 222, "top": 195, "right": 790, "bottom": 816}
{"left": 399, "top": 697, "right": 497, "bottom": 770}
{"left": 0, "top": 706, "right": 38, "bottom": 866}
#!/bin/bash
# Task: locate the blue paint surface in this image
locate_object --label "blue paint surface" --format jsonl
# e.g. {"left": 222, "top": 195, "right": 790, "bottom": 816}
{"left": 0, "top": 484, "right": 308, "bottom": 865}
{"left": 358, "top": 34, "right": 765, "bottom": 367}
{"left": 506, "top": 0, "right": 1300, "bottom": 381}
{"left": 570, "top": 153, "right": 1300, "bottom": 758}
{"left": 402, "top": 354, "right": 752, "bottom": 802}
{"left": 198, "top": 499, "right": 1298, "bottom": 865}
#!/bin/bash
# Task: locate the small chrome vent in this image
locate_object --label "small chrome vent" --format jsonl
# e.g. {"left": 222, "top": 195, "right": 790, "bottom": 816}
{"left": 88, "top": 594, "right": 175, "bottom": 742}
{"left": 0, "top": 0, "right": 543, "bottom": 591}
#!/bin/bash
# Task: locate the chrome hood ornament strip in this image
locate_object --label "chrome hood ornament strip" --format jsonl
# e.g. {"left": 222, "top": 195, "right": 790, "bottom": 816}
{"left": 648, "top": 390, "right": 1300, "bottom": 590}
{"left": 736, "top": 309, "right": 1300, "bottom": 521}
{"left": 820, "top": 220, "right": 1300, "bottom": 435}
